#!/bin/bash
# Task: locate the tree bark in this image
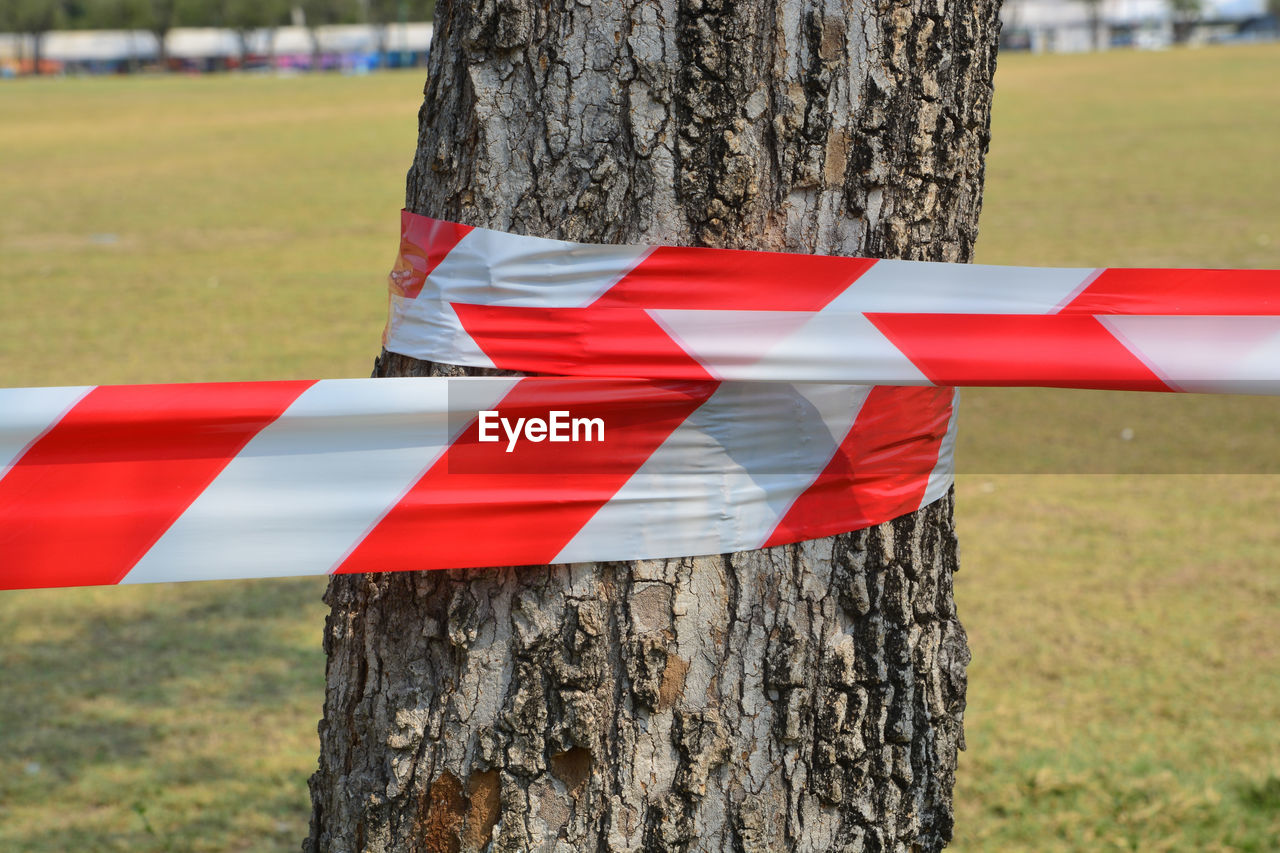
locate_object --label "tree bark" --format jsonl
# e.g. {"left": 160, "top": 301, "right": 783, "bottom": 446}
{"left": 308, "top": 26, "right": 325, "bottom": 70}
{"left": 32, "top": 32, "right": 44, "bottom": 77}
{"left": 151, "top": 29, "right": 169, "bottom": 70}
{"left": 307, "top": 0, "right": 1000, "bottom": 848}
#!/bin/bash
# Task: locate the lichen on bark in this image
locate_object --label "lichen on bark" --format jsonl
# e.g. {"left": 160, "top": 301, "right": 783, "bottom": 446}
{"left": 307, "top": 0, "right": 1000, "bottom": 848}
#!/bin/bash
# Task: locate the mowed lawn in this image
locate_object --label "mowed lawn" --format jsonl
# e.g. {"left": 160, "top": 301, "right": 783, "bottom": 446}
{"left": 958, "top": 44, "right": 1280, "bottom": 852}
{"left": 0, "top": 44, "right": 1277, "bottom": 851}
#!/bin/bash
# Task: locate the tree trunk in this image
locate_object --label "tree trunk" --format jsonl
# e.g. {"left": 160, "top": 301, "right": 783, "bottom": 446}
{"left": 152, "top": 29, "right": 169, "bottom": 70}
{"left": 31, "top": 31, "right": 45, "bottom": 76}
{"left": 376, "top": 24, "right": 389, "bottom": 67}
{"left": 306, "top": 0, "right": 1000, "bottom": 848}
{"left": 1087, "top": 3, "right": 1104, "bottom": 50}
{"left": 308, "top": 27, "right": 324, "bottom": 70}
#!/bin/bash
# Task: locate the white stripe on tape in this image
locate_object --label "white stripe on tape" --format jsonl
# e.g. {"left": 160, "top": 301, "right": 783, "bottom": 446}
{"left": 121, "top": 378, "right": 516, "bottom": 584}
{"left": 0, "top": 385, "right": 92, "bottom": 476}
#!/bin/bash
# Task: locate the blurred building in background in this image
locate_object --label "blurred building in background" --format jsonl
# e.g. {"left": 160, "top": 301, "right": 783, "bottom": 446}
{"left": 0, "top": 22, "right": 433, "bottom": 77}
{"left": 1, "top": 0, "right": 1277, "bottom": 74}
{"left": 1000, "top": 0, "right": 1277, "bottom": 51}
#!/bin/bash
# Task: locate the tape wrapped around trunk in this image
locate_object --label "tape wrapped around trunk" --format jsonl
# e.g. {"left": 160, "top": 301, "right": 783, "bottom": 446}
{"left": 2, "top": 212, "right": 1276, "bottom": 589}
{"left": 0, "top": 378, "right": 954, "bottom": 589}
{"left": 385, "top": 211, "right": 1280, "bottom": 394}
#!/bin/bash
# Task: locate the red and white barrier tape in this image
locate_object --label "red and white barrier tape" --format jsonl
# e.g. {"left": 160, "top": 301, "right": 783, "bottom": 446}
{"left": 2, "top": 212, "right": 1276, "bottom": 590}
{"left": 0, "top": 378, "right": 953, "bottom": 590}
{"left": 385, "top": 211, "right": 1280, "bottom": 394}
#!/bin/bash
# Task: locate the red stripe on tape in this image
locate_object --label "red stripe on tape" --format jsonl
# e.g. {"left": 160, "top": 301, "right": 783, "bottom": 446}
{"left": 0, "top": 381, "right": 313, "bottom": 590}
{"left": 453, "top": 303, "right": 716, "bottom": 380}
{"left": 866, "top": 313, "right": 1172, "bottom": 391}
{"left": 1061, "top": 268, "right": 1280, "bottom": 316}
{"left": 335, "top": 378, "right": 717, "bottom": 574}
{"left": 390, "top": 210, "right": 473, "bottom": 300}
{"left": 763, "top": 386, "right": 952, "bottom": 548}
{"left": 593, "top": 245, "right": 876, "bottom": 311}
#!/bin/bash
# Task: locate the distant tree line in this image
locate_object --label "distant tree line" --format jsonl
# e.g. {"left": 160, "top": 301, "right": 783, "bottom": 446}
{"left": 2, "top": 0, "right": 436, "bottom": 74}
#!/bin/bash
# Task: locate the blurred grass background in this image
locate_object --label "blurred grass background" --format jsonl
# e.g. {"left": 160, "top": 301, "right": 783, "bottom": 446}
{"left": 0, "top": 44, "right": 1278, "bottom": 851}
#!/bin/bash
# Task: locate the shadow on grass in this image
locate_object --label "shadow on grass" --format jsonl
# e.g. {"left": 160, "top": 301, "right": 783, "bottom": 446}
{"left": 1238, "top": 775, "right": 1280, "bottom": 814}
{"left": 0, "top": 576, "right": 329, "bottom": 853}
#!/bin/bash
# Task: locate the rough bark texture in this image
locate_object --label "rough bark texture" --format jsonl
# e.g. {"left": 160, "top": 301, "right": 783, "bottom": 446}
{"left": 307, "top": 0, "right": 1000, "bottom": 848}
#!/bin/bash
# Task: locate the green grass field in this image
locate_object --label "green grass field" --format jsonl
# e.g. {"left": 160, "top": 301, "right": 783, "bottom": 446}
{"left": 1, "top": 44, "right": 1278, "bottom": 851}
